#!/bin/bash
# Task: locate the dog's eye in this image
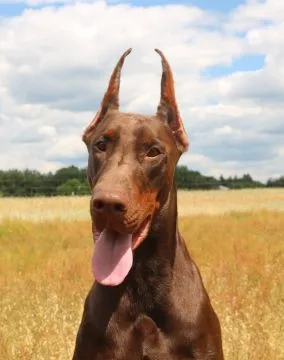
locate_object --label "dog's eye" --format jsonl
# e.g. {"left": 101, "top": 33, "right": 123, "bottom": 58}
{"left": 146, "top": 147, "right": 161, "bottom": 158}
{"left": 95, "top": 140, "right": 107, "bottom": 152}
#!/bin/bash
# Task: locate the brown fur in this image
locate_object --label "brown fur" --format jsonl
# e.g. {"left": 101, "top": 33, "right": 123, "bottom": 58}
{"left": 72, "top": 49, "right": 223, "bottom": 359}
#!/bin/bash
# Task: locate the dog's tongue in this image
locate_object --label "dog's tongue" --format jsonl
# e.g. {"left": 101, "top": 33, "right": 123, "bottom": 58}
{"left": 92, "top": 229, "right": 133, "bottom": 286}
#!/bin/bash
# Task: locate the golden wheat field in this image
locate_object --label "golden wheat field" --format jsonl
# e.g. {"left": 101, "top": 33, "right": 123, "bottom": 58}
{"left": 0, "top": 189, "right": 283, "bottom": 360}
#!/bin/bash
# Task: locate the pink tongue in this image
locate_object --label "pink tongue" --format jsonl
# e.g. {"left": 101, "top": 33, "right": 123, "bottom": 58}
{"left": 92, "top": 229, "right": 133, "bottom": 286}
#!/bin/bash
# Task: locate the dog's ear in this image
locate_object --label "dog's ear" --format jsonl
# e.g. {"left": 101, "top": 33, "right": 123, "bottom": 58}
{"left": 83, "top": 48, "right": 132, "bottom": 143}
{"left": 155, "top": 49, "right": 189, "bottom": 153}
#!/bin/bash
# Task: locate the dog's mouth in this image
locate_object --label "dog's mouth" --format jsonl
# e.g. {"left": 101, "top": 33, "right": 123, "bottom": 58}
{"left": 92, "top": 215, "right": 152, "bottom": 287}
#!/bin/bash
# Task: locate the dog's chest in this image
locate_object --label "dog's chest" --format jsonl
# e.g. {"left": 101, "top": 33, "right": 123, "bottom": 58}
{"left": 96, "top": 328, "right": 194, "bottom": 360}
{"left": 91, "top": 326, "right": 142, "bottom": 360}
{"left": 94, "top": 330, "right": 164, "bottom": 360}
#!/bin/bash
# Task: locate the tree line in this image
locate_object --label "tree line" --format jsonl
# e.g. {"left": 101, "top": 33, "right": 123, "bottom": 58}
{"left": 0, "top": 165, "right": 283, "bottom": 197}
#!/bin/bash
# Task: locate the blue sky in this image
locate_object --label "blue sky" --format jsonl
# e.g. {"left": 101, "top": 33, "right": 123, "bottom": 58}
{"left": 0, "top": 0, "right": 247, "bottom": 17}
{"left": 0, "top": 0, "right": 262, "bottom": 77}
{"left": 0, "top": 3, "right": 26, "bottom": 16}
{"left": 118, "top": 0, "right": 247, "bottom": 12}
{"left": 202, "top": 55, "right": 266, "bottom": 78}
{"left": 0, "top": 0, "right": 283, "bottom": 180}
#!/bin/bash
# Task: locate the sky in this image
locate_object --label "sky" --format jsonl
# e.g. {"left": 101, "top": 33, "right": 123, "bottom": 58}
{"left": 0, "top": 0, "right": 283, "bottom": 181}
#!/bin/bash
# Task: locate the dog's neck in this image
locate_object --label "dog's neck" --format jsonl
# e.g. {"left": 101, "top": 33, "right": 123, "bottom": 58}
{"left": 92, "top": 185, "right": 180, "bottom": 325}
{"left": 123, "top": 185, "right": 179, "bottom": 316}
{"left": 133, "top": 184, "right": 178, "bottom": 271}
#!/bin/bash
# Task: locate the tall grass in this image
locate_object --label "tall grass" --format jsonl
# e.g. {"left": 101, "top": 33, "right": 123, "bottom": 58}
{"left": 1, "top": 189, "right": 284, "bottom": 221}
{"left": 0, "top": 190, "right": 283, "bottom": 359}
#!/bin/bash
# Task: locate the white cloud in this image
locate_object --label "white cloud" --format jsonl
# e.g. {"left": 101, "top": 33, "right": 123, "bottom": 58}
{"left": 213, "top": 126, "right": 241, "bottom": 135}
{"left": 0, "top": 0, "right": 283, "bottom": 180}
{"left": 275, "top": 147, "right": 284, "bottom": 159}
{"left": 46, "top": 134, "right": 86, "bottom": 161}
{"left": 38, "top": 125, "right": 57, "bottom": 137}
{"left": 228, "top": 0, "right": 284, "bottom": 32}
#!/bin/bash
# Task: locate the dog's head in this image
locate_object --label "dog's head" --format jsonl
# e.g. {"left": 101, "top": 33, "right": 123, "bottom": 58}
{"left": 83, "top": 49, "right": 188, "bottom": 286}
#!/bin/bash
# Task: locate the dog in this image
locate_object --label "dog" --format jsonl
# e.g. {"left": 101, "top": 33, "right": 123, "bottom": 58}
{"left": 72, "top": 49, "right": 224, "bottom": 359}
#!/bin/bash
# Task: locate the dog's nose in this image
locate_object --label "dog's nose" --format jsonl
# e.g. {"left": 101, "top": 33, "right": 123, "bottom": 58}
{"left": 92, "top": 192, "right": 128, "bottom": 214}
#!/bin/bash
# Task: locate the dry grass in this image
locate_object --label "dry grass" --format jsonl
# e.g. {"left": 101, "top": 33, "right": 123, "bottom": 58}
{"left": 1, "top": 188, "right": 284, "bottom": 222}
{"left": 0, "top": 196, "right": 90, "bottom": 222}
{"left": 178, "top": 188, "right": 284, "bottom": 215}
{"left": 0, "top": 190, "right": 283, "bottom": 359}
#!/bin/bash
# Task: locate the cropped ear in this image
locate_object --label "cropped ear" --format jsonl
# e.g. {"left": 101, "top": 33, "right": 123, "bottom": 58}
{"left": 82, "top": 48, "right": 132, "bottom": 143}
{"left": 155, "top": 49, "right": 189, "bottom": 153}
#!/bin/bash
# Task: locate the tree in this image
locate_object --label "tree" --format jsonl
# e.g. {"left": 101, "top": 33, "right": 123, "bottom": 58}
{"left": 56, "top": 179, "right": 90, "bottom": 196}
{"left": 53, "top": 166, "right": 86, "bottom": 187}
{"left": 0, "top": 165, "right": 281, "bottom": 197}
{"left": 267, "top": 176, "right": 284, "bottom": 188}
{"left": 175, "top": 166, "right": 219, "bottom": 190}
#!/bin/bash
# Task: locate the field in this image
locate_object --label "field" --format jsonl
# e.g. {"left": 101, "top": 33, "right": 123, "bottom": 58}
{"left": 0, "top": 189, "right": 283, "bottom": 359}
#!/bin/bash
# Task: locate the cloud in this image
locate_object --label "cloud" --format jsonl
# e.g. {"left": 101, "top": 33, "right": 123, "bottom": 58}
{"left": 0, "top": 2, "right": 238, "bottom": 110}
{"left": 0, "top": 0, "right": 283, "bottom": 180}
{"left": 228, "top": 0, "right": 284, "bottom": 32}
{"left": 213, "top": 125, "right": 241, "bottom": 135}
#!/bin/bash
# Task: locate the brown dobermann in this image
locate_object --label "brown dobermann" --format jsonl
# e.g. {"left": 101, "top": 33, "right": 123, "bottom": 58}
{"left": 72, "top": 49, "right": 224, "bottom": 359}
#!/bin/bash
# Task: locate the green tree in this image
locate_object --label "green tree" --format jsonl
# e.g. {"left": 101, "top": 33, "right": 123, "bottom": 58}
{"left": 175, "top": 166, "right": 219, "bottom": 190}
{"left": 53, "top": 166, "right": 86, "bottom": 187}
{"left": 267, "top": 176, "right": 284, "bottom": 187}
{"left": 56, "top": 179, "right": 89, "bottom": 196}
